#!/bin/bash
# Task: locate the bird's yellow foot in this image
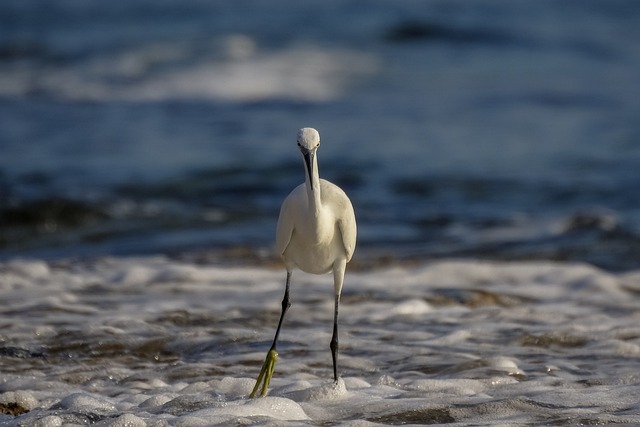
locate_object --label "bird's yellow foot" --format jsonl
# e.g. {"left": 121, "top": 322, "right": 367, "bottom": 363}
{"left": 250, "top": 348, "right": 278, "bottom": 398}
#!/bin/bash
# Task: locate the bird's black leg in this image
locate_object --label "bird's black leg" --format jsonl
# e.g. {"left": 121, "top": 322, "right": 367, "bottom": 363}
{"left": 271, "top": 271, "right": 292, "bottom": 351}
{"left": 250, "top": 271, "right": 292, "bottom": 398}
{"left": 330, "top": 292, "right": 340, "bottom": 382}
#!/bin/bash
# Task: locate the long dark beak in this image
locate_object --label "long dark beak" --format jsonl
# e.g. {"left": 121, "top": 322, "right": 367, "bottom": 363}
{"left": 302, "top": 148, "right": 315, "bottom": 191}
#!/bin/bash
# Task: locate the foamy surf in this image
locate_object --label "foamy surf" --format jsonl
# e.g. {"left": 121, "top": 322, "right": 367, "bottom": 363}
{"left": 2, "top": 256, "right": 640, "bottom": 425}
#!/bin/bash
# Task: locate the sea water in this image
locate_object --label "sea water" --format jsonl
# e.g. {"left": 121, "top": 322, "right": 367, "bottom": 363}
{"left": 1, "top": 0, "right": 640, "bottom": 269}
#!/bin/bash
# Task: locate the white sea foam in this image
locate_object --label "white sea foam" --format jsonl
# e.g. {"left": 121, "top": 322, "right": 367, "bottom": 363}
{"left": 1, "top": 256, "right": 640, "bottom": 425}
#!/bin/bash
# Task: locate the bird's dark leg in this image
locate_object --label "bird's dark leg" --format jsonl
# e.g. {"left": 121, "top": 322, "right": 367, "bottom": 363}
{"left": 250, "top": 271, "right": 292, "bottom": 398}
{"left": 330, "top": 292, "right": 340, "bottom": 382}
{"left": 330, "top": 261, "right": 346, "bottom": 383}
{"left": 271, "top": 271, "right": 292, "bottom": 351}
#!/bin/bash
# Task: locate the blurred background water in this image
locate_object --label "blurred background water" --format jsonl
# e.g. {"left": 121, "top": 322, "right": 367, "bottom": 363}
{"left": 1, "top": 0, "right": 639, "bottom": 270}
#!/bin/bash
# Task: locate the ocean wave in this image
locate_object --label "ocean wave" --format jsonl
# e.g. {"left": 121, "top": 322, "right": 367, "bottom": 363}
{"left": 2, "top": 164, "right": 639, "bottom": 270}
{"left": 0, "top": 38, "right": 377, "bottom": 102}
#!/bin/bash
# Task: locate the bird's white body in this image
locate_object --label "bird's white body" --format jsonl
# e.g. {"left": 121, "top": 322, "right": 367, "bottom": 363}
{"left": 277, "top": 179, "right": 356, "bottom": 279}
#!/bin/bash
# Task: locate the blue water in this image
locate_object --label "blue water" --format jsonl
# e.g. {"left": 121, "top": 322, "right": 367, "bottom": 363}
{"left": 1, "top": 0, "right": 640, "bottom": 269}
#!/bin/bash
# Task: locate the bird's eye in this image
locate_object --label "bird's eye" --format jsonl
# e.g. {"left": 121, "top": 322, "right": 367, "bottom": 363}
{"left": 297, "top": 142, "right": 301, "bottom": 147}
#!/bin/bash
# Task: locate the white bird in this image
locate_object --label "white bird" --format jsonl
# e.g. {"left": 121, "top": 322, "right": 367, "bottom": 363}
{"left": 250, "top": 127, "right": 357, "bottom": 398}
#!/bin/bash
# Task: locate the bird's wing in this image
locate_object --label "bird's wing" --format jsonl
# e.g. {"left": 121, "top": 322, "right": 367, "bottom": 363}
{"left": 322, "top": 181, "right": 357, "bottom": 263}
{"left": 339, "top": 200, "right": 357, "bottom": 262}
{"left": 275, "top": 191, "right": 296, "bottom": 256}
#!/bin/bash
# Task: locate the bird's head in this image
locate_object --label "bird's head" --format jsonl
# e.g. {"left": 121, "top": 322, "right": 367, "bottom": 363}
{"left": 297, "top": 128, "right": 320, "bottom": 152}
{"left": 297, "top": 128, "right": 320, "bottom": 191}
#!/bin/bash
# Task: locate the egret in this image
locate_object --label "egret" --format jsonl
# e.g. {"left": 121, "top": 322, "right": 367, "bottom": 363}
{"left": 250, "top": 127, "right": 357, "bottom": 398}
